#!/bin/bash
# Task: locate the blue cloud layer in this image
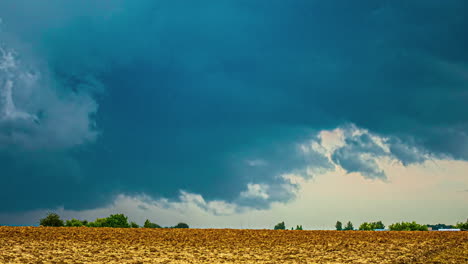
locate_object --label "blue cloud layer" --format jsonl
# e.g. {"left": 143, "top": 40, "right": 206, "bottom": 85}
{"left": 0, "top": 1, "right": 467, "bottom": 212}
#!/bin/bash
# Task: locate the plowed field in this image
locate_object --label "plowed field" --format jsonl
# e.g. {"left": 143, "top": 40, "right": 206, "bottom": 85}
{"left": 0, "top": 227, "right": 467, "bottom": 263}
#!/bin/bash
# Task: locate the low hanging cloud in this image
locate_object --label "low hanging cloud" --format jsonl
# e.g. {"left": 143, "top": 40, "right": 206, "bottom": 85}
{"left": 331, "top": 131, "right": 388, "bottom": 180}
{"left": 319, "top": 125, "right": 430, "bottom": 180}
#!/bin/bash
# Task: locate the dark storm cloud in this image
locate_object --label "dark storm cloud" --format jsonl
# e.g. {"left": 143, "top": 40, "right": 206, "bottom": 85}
{"left": 328, "top": 127, "right": 428, "bottom": 180}
{"left": 387, "top": 137, "right": 428, "bottom": 166}
{"left": 331, "top": 133, "right": 387, "bottom": 180}
{"left": 0, "top": 0, "right": 468, "bottom": 212}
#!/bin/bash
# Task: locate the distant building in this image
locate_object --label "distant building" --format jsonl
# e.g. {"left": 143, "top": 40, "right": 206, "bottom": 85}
{"left": 427, "top": 224, "right": 455, "bottom": 230}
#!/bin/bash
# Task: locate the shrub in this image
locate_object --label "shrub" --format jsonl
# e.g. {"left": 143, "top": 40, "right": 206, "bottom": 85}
{"left": 130, "top": 221, "right": 140, "bottom": 228}
{"left": 39, "top": 213, "right": 64, "bottom": 227}
{"left": 274, "top": 221, "right": 286, "bottom": 230}
{"left": 65, "top": 218, "right": 87, "bottom": 227}
{"left": 143, "top": 219, "right": 161, "bottom": 228}
{"left": 173, "top": 222, "right": 189, "bottom": 228}
{"left": 389, "top": 221, "right": 428, "bottom": 231}
{"left": 295, "top": 225, "right": 303, "bottom": 230}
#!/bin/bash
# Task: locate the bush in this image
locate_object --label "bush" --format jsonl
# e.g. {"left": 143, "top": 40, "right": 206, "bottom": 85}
{"left": 359, "top": 221, "right": 385, "bottom": 230}
{"left": 39, "top": 213, "right": 64, "bottom": 227}
{"left": 65, "top": 218, "right": 87, "bottom": 227}
{"left": 295, "top": 225, "right": 303, "bottom": 230}
{"left": 274, "top": 221, "right": 286, "bottom": 230}
{"left": 389, "top": 221, "right": 428, "bottom": 231}
{"left": 130, "top": 221, "right": 140, "bottom": 228}
{"left": 173, "top": 222, "right": 189, "bottom": 228}
{"left": 143, "top": 219, "right": 161, "bottom": 228}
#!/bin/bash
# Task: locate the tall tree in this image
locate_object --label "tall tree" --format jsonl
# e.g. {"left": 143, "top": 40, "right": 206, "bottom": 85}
{"left": 344, "top": 221, "right": 354, "bottom": 231}
{"left": 335, "top": 221, "right": 343, "bottom": 231}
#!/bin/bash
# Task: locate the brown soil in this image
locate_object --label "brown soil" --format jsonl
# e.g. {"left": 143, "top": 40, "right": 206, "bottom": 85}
{"left": 0, "top": 227, "right": 467, "bottom": 263}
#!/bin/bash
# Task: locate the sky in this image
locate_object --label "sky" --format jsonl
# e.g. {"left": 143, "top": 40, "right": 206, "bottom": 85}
{"left": 0, "top": 1, "right": 467, "bottom": 228}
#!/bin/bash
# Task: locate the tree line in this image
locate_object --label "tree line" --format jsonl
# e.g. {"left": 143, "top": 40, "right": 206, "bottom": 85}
{"left": 39, "top": 213, "right": 468, "bottom": 231}
{"left": 273, "top": 222, "right": 303, "bottom": 230}
{"left": 272, "top": 219, "right": 468, "bottom": 231}
{"left": 334, "top": 219, "right": 468, "bottom": 231}
{"left": 39, "top": 213, "right": 189, "bottom": 229}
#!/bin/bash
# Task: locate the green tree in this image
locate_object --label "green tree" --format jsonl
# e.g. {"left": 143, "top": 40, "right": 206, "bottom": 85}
{"left": 455, "top": 219, "right": 468, "bottom": 230}
{"left": 39, "top": 213, "right": 64, "bottom": 227}
{"left": 143, "top": 219, "right": 161, "bottom": 228}
{"left": 104, "top": 214, "right": 130, "bottom": 228}
{"left": 335, "top": 221, "right": 343, "bottom": 231}
{"left": 65, "top": 218, "right": 87, "bottom": 227}
{"left": 274, "top": 221, "right": 286, "bottom": 230}
{"left": 173, "top": 222, "right": 189, "bottom": 228}
{"left": 388, "top": 221, "right": 428, "bottom": 231}
{"left": 295, "top": 225, "right": 303, "bottom": 230}
{"left": 359, "top": 222, "right": 372, "bottom": 231}
{"left": 373, "top": 221, "right": 385, "bottom": 229}
{"left": 87, "top": 218, "right": 107, "bottom": 227}
{"left": 359, "top": 221, "right": 385, "bottom": 230}
{"left": 86, "top": 214, "right": 130, "bottom": 228}
{"left": 130, "top": 221, "right": 140, "bottom": 228}
{"left": 344, "top": 221, "right": 354, "bottom": 231}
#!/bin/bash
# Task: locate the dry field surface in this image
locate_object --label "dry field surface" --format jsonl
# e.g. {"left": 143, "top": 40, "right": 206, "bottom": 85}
{"left": 0, "top": 227, "right": 467, "bottom": 264}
